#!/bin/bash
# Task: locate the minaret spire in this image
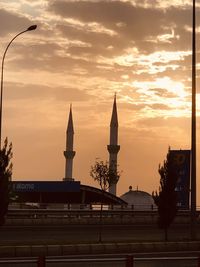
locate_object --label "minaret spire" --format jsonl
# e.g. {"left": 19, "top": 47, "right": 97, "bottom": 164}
{"left": 107, "top": 94, "right": 120, "bottom": 195}
{"left": 63, "top": 104, "right": 76, "bottom": 181}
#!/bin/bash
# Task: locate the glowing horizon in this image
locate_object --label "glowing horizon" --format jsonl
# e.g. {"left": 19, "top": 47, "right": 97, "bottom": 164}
{"left": 0, "top": 0, "right": 199, "bottom": 203}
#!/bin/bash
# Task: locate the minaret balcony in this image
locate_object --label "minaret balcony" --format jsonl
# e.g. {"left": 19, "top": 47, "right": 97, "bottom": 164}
{"left": 107, "top": 145, "right": 120, "bottom": 154}
{"left": 64, "top": 151, "right": 76, "bottom": 159}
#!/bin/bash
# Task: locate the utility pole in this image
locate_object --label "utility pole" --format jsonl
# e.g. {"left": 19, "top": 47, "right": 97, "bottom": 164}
{"left": 191, "top": 0, "right": 197, "bottom": 240}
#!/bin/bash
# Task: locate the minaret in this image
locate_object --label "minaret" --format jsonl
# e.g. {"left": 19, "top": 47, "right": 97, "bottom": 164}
{"left": 107, "top": 95, "right": 120, "bottom": 195}
{"left": 63, "top": 105, "right": 76, "bottom": 181}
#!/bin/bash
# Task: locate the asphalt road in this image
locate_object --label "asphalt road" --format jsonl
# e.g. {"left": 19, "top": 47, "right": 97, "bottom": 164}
{"left": 0, "top": 223, "right": 197, "bottom": 246}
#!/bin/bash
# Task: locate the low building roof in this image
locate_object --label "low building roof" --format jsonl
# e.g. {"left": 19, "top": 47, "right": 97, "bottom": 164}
{"left": 11, "top": 181, "right": 126, "bottom": 205}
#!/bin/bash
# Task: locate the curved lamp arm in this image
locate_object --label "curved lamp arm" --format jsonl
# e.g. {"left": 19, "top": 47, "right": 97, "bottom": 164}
{"left": 0, "top": 25, "right": 37, "bottom": 149}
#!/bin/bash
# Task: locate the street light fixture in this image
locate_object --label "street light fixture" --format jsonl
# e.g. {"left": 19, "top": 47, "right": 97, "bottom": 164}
{"left": 0, "top": 25, "right": 37, "bottom": 149}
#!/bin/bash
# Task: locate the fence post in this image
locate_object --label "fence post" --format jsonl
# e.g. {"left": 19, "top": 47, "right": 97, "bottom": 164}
{"left": 126, "top": 255, "right": 134, "bottom": 267}
{"left": 198, "top": 256, "right": 200, "bottom": 267}
{"left": 37, "top": 256, "right": 46, "bottom": 267}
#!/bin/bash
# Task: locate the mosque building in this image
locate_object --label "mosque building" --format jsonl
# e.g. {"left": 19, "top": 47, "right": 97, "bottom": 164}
{"left": 11, "top": 97, "right": 126, "bottom": 206}
{"left": 63, "top": 95, "right": 155, "bottom": 210}
{"left": 120, "top": 186, "right": 156, "bottom": 210}
{"left": 11, "top": 95, "right": 155, "bottom": 209}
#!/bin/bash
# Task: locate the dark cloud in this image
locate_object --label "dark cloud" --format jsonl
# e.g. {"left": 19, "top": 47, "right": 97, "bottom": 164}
{"left": 136, "top": 116, "right": 190, "bottom": 129}
{"left": 149, "top": 88, "right": 177, "bottom": 98}
{"left": 120, "top": 102, "right": 148, "bottom": 111}
{"left": 5, "top": 82, "right": 94, "bottom": 102}
{"left": 8, "top": 42, "right": 135, "bottom": 81}
{"left": 48, "top": 1, "right": 164, "bottom": 51}
{"left": 48, "top": 1, "right": 199, "bottom": 54}
{"left": 148, "top": 103, "right": 171, "bottom": 110}
{"left": 0, "top": 8, "right": 35, "bottom": 36}
{"left": 56, "top": 24, "right": 126, "bottom": 58}
{"left": 2, "top": 1, "right": 197, "bottom": 85}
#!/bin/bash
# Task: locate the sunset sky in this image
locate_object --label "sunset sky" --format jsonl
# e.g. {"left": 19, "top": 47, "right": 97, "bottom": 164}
{"left": 0, "top": 0, "right": 200, "bottom": 203}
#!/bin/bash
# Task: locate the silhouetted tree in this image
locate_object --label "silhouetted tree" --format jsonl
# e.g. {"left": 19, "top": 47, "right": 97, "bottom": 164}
{"left": 90, "top": 160, "right": 120, "bottom": 191}
{"left": 153, "top": 148, "right": 179, "bottom": 241}
{"left": 0, "top": 138, "right": 13, "bottom": 226}
{"left": 90, "top": 159, "right": 120, "bottom": 242}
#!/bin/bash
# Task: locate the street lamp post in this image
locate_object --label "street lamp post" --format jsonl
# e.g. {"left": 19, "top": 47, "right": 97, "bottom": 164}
{"left": 0, "top": 25, "right": 37, "bottom": 149}
{"left": 191, "top": 0, "right": 196, "bottom": 239}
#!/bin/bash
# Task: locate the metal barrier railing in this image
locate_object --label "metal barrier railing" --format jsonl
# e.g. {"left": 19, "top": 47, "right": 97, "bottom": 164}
{"left": 0, "top": 255, "right": 200, "bottom": 267}
{"left": 9, "top": 203, "right": 158, "bottom": 211}
{"left": 10, "top": 202, "right": 200, "bottom": 210}
{"left": 6, "top": 207, "right": 197, "bottom": 219}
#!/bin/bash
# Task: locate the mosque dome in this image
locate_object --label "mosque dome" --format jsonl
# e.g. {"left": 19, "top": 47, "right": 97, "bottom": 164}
{"left": 120, "top": 186, "right": 156, "bottom": 210}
